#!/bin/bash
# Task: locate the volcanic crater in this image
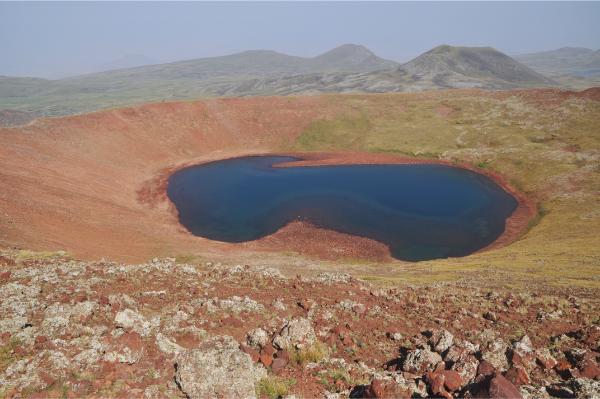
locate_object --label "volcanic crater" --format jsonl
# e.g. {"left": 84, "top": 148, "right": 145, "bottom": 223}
{"left": 5, "top": 89, "right": 587, "bottom": 264}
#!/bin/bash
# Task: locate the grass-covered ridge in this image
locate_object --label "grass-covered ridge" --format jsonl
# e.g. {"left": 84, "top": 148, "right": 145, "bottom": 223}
{"left": 291, "top": 92, "right": 600, "bottom": 288}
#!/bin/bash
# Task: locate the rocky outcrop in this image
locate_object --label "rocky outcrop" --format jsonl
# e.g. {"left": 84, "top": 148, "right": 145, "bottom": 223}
{"left": 175, "top": 336, "right": 266, "bottom": 399}
{"left": 0, "top": 253, "right": 598, "bottom": 398}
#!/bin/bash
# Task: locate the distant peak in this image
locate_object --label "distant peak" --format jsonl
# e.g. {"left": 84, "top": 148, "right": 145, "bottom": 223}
{"left": 429, "top": 45, "right": 497, "bottom": 53}
{"left": 557, "top": 46, "right": 592, "bottom": 51}
{"left": 316, "top": 44, "right": 375, "bottom": 58}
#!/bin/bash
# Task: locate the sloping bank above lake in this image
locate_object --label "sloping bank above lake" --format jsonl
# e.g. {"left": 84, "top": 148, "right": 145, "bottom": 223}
{"left": 165, "top": 152, "right": 536, "bottom": 262}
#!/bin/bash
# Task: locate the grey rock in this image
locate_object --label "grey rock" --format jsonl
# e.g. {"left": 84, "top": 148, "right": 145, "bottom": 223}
{"left": 114, "top": 308, "right": 158, "bottom": 337}
{"left": 272, "top": 317, "right": 316, "bottom": 349}
{"left": 156, "top": 333, "right": 184, "bottom": 355}
{"left": 402, "top": 346, "right": 443, "bottom": 373}
{"left": 520, "top": 385, "right": 550, "bottom": 399}
{"left": 429, "top": 329, "right": 454, "bottom": 353}
{"left": 175, "top": 335, "right": 266, "bottom": 399}
{"left": 482, "top": 338, "right": 509, "bottom": 371}
{"left": 513, "top": 335, "right": 533, "bottom": 355}
{"left": 247, "top": 328, "right": 270, "bottom": 349}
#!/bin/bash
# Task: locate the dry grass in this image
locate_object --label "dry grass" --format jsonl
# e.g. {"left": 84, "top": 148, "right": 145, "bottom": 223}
{"left": 256, "top": 376, "right": 296, "bottom": 399}
{"left": 289, "top": 341, "right": 330, "bottom": 366}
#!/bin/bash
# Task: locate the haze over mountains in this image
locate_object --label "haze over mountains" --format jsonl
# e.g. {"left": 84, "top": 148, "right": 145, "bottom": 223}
{"left": 515, "top": 47, "right": 600, "bottom": 78}
{"left": 0, "top": 43, "right": 598, "bottom": 122}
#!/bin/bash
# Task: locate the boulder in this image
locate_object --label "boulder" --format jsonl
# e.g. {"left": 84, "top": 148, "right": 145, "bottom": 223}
{"left": 361, "top": 379, "right": 413, "bottom": 398}
{"left": 571, "top": 378, "right": 600, "bottom": 399}
{"left": 246, "top": 327, "right": 269, "bottom": 349}
{"left": 272, "top": 317, "right": 316, "bottom": 349}
{"left": 482, "top": 339, "right": 509, "bottom": 371}
{"left": 451, "top": 354, "right": 479, "bottom": 384}
{"left": 547, "top": 378, "right": 600, "bottom": 399}
{"left": 114, "top": 309, "right": 157, "bottom": 337}
{"left": 402, "top": 346, "right": 443, "bottom": 374}
{"left": 512, "top": 335, "right": 533, "bottom": 355}
{"left": 476, "top": 360, "right": 496, "bottom": 378}
{"left": 488, "top": 373, "right": 523, "bottom": 399}
{"left": 519, "top": 385, "right": 550, "bottom": 399}
{"left": 427, "top": 372, "right": 452, "bottom": 399}
{"left": 428, "top": 329, "right": 454, "bottom": 354}
{"left": 579, "top": 357, "right": 600, "bottom": 379}
{"left": 440, "top": 370, "right": 463, "bottom": 392}
{"left": 535, "top": 348, "right": 557, "bottom": 369}
{"left": 504, "top": 366, "right": 530, "bottom": 386}
{"left": 155, "top": 333, "right": 184, "bottom": 356}
{"left": 175, "top": 336, "right": 265, "bottom": 399}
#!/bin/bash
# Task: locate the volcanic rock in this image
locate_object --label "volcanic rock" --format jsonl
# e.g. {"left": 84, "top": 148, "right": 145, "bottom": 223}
{"left": 488, "top": 372, "right": 523, "bottom": 399}
{"left": 402, "top": 346, "right": 443, "bottom": 374}
{"left": 175, "top": 335, "right": 265, "bottom": 399}
{"left": 272, "top": 317, "right": 316, "bottom": 349}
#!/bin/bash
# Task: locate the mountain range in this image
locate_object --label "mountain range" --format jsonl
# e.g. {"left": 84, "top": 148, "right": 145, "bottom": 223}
{"left": 0, "top": 44, "right": 597, "bottom": 121}
{"left": 515, "top": 47, "right": 600, "bottom": 77}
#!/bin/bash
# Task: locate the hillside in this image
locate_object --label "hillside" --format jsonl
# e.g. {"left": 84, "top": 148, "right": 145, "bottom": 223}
{"left": 401, "top": 45, "right": 554, "bottom": 88}
{"left": 0, "top": 251, "right": 598, "bottom": 398}
{"left": 67, "top": 44, "right": 397, "bottom": 82}
{"left": 516, "top": 47, "right": 600, "bottom": 77}
{"left": 0, "top": 45, "right": 584, "bottom": 121}
{"left": 1, "top": 88, "right": 599, "bottom": 398}
{"left": 1, "top": 88, "right": 599, "bottom": 287}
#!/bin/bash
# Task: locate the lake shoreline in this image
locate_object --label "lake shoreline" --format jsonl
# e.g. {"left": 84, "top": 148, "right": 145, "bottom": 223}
{"left": 158, "top": 151, "right": 536, "bottom": 261}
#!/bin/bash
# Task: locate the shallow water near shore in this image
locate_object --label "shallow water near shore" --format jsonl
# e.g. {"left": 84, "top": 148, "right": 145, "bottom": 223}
{"left": 167, "top": 156, "right": 518, "bottom": 261}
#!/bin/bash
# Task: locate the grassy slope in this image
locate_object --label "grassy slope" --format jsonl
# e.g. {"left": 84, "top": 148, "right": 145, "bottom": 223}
{"left": 289, "top": 93, "right": 600, "bottom": 288}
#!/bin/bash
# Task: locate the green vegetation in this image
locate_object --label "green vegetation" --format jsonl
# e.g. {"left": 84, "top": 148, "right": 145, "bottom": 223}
{"left": 256, "top": 376, "right": 297, "bottom": 399}
{"left": 297, "top": 113, "right": 371, "bottom": 151}
{"left": 15, "top": 249, "right": 71, "bottom": 262}
{"left": 293, "top": 93, "right": 600, "bottom": 288}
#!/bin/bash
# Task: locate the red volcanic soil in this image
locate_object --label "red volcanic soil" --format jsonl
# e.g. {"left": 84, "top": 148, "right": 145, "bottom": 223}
{"left": 2, "top": 89, "right": 590, "bottom": 262}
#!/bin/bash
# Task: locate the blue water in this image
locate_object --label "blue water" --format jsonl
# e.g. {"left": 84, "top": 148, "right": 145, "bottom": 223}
{"left": 167, "top": 156, "right": 517, "bottom": 261}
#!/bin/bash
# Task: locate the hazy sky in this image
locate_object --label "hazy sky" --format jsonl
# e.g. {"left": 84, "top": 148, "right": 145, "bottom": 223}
{"left": 1, "top": 1, "right": 600, "bottom": 79}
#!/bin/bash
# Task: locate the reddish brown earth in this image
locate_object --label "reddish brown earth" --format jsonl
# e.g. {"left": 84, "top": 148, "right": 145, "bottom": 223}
{"left": 1, "top": 88, "right": 597, "bottom": 263}
{"left": 0, "top": 254, "right": 598, "bottom": 398}
{"left": 0, "top": 91, "right": 552, "bottom": 261}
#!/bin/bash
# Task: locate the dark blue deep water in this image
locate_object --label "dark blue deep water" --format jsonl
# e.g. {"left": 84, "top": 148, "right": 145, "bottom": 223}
{"left": 167, "top": 156, "right": 517, "bottom": 261}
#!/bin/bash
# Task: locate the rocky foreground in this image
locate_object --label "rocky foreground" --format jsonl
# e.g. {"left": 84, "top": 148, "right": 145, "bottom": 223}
{"left": 0, "top": 253, "right": 598, "bottom": 398}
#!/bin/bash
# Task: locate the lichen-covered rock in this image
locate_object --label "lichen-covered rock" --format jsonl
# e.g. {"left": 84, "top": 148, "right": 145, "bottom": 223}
{"left": 512, "top": 335, "right": 533, "bottom": 355}
{"left": 428, "top": 329, "right": 454, "bottom": 354}
{"left": 451, "top": 353, "right": 479, "bottom": 384}
{"left": 205, "top": 296, "right": 265, "bottom": 314}
{"left": 519, "top": 384, "right": 550, "bottom": 399}
{"left": 273, "top": 317, "right": 316, "bottom": 349}
{"left": 174, "top": 335, "right": 265, "bottom": 399}
{"left": 114, "top": 308, "right": 158, "bottom": 337}
{"left": 247, "top": 327, "right": 269, "bottom": 349}
{"left": 570, "top": 378, "right": 600, "bottom": 399}
{"left": 103, "top": 331, "right": 145, "bottom": 364}
{"left": 155, "top": 333, "right": 184, "bottom": 355}
{"left": 313, "top": 272, "right": 353, "bottom": 285}
{"left": 402, "top": 346, "right": 443, "bottom": 374}
{"left": 482, "top": 338, "right": 509, "bottom": 371}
